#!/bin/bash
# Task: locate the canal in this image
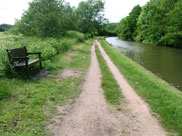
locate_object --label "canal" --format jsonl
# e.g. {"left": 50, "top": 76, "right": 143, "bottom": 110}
{"left": 106, "top": 37, "right": 182, "bottom": 91}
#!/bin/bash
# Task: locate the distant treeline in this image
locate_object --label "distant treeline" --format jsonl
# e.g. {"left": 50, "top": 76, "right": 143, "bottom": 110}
{"left": 11, "top": 0, "right": 114, "bottom": 38}
{"left": 104, "top": 23, "right": 118, "bottom": 36}
{"left": 0, "top": 24, "right": 13, "bottom": 32}
{"left": 116, "top": 0, "right": 182, "bottom": 48}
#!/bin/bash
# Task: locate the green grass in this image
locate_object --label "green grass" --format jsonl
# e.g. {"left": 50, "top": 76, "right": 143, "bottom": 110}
{"left": 100, "top": 38, "right": 182, "bottom": 135}
{"left": 0, "top": 39, "right": 93, "bottom": 136}
{"left": 95, "top": 45, "right": 122, "bottom": 105}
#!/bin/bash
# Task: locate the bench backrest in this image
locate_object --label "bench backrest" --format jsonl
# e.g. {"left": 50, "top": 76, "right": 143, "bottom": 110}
{"left": 6, "top": 46, "right": 28, "bottom": 65}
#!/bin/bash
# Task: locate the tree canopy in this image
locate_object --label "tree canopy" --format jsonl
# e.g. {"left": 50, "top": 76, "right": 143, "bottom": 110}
{"left": 116, "top": 5, "right": 141, "bottom": 41}
{"left": 116, "top": 0, "right": 182, "bottom": 48}
{"left": 0, "top": 24, "right": 13, "bottom": 32}
{"left": 75, "top": 0, "right": 106, "bottom": 35}
{"left": 106, "top": 23, "right": 118, "bottom": 32}
{"left": 12, "top": 0, "right": 106, "bottom": 38}
{"left": 13, "top": 0, "right": 75, "bottom": 37}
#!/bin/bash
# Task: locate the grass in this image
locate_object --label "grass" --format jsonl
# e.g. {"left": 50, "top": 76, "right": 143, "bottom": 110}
{"left": 95, "top": 45, "right": 122, "bottom": 105}
{"left": 99, "top": 38, "right": 182, "bottom": 136}
{"left": 0, "top": 38, "right": 93, "bottom": 136}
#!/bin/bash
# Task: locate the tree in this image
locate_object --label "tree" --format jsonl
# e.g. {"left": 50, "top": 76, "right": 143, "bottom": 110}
{"left": 136, "top": 0, "right": 180, "bottom": 45}
{"left": 75, "top": 0, "right": 106, "bottom": 35}
{"left": 14, "top": 0, "right": 75, "bottom": 37}
{"left": 136, "top": 2, "right": 163, "bottom": 43}
{"left": 0, "top": 24, "right": 13, "bottom": 32}
{"left": 0, "top": 27, "right": 5, "bottom": 32}
{"left": 116, "top": 5, "right": 141, "bottom": 40}
{"left": 106, "top": 23, "right": 118, "bottom": 32}
{"left": 159, "top": 0, "right": 182, "bottom": 47}
{"left": 116, "top": 0, "right": 182, "bottom": 48}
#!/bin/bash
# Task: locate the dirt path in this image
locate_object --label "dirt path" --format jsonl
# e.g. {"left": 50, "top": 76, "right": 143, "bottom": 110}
{"left": 54, "top": 41, "right": 122, "bottom": 136}
{"left": 54, "top": 41, "right": 167, "bottom": 136}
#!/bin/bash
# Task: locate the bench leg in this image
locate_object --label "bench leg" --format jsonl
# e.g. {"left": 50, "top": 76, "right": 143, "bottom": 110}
{"left": 26, "top": 66, "right": 30, "bottom": 78}
{"left": 38, "top": 54, "right": 43, "bottom": 70}
{"left": 40, "top": 60, "right": 43, "bottom": 70}
{"left": 25, "top": 60, "right": 30, "bottom": 78}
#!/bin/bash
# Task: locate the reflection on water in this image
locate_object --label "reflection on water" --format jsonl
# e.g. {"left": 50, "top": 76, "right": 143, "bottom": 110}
{"left": 106, "top": 37, "right": 182, "bottom": 91}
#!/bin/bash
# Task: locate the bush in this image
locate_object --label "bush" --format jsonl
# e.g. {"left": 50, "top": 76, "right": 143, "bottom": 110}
{"left": 26, "top": 39, "right": 57, "bottom": 60}
{"left": 0, "top": 27, "right": 5, "bottom": 32}
{"left": 48, "top": 38, "right": 71, "bottom": 54}
{"left": 85, "top": 33, "right": 93, "bottom": 39}
{"left": 159, "top": 32, "right": 182, "bottom": 48}
{"left": 65, "top": 31, "right": 85, "bottom": 42}
{"left": 0, "top": 43, "right": 14, "bottom": 75}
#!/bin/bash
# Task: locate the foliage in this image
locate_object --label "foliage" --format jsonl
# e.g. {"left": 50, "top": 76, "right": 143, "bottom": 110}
{"left": 160, "top": 0, "right": 182, "bottom": 47}
{"left": 12, "top": 0, "right": 106, "bottom": 38}
{"left": 106, "top": 23, "right": 118, "bottom": 32}
{"left": 64, "top": 31, "right": 85, "bottom": 42}
{"left": 0, "top": 24, "right": 13, "bottom": 32}
{"left": 135, "top": 0, "right": 171, "bottom": 44}
{"left": 13, "top": 0, "right": 75, "bottom": 37}
{"left": 75, "top": 0, "right": 106, "bottom": 35}
{"left": 96, "top": 22, "right": 118, "bottom": 36}
{"left": 158, "top": 32, "right": 182, "bottom": 48}
{"left": 116, "top": 5, "right": 141, "bottom": 40}
{"left": 117, "top": 0, "right": 182, "bottom": 48}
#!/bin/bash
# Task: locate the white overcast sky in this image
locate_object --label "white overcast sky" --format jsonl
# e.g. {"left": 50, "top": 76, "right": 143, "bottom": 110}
{"left": 0, "top": 0, "right": 149, "bottom": 25}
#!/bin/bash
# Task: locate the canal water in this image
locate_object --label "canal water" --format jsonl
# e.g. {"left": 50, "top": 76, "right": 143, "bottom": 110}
{"left": 106, "top": 37, "right": 182, "bottom": 91}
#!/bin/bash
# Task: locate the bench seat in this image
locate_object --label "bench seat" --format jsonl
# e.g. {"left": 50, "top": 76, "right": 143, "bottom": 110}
{"left": 15, "top": 59, "right": 40, "bottom": 67}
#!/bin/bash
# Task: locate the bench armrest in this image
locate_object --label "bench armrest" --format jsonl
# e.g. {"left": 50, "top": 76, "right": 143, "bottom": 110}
{"left": 28, "top": 52, "right": 41, "bottom": 55}
{"left": 27, "top": 52, "right": 42, "bottom": 60}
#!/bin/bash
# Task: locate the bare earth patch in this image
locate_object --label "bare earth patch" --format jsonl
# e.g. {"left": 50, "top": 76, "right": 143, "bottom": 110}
{"left": 50, "top": 41, "right": 168, "bottom": 136}
{"left": 56, "top": 69, "right": 81, "bottom": 81}
{"left": 33, "top": 70, "right": 50, "bottom": 80}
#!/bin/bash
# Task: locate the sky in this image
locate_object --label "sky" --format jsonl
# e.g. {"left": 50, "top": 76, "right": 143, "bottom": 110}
{"left": 0, "top": 0, "right": 150, "bottom": 25}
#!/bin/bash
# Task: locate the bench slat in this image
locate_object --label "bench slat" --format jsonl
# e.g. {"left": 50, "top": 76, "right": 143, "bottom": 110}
{"left": 15, "top": 59, "right": 40, "bottom": 67}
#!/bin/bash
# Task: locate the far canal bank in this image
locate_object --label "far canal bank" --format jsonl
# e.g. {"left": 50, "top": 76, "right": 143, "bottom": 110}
{"left": 106, "top": 37, "right": 182, "bottom": 91}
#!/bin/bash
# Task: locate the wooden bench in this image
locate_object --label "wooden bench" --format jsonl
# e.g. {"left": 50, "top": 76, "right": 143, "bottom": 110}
{"left": 6, "top": 46, "right": 42, "bottom": 77}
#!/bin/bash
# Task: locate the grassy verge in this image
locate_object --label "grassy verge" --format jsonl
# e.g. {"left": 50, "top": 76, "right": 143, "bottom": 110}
{"left": 95, "top": 45, "right": 122, "bottom": 105}
{"left": 100, "top": 38, "right": 182, "bottom": 135}
{"left": 0, "top": 39, "right": 93, "bottom": 136}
